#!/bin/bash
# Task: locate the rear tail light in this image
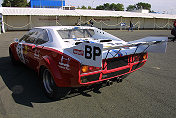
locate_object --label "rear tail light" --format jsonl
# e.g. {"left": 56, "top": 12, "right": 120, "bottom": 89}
{"left": 143, "top": 53, "right": 148, "bottom": 60}
{"left": 81, "top": 65, "right": 101, "bottom": 74}
{"left": 133, "top": 53, "right": 148, "bottom": 62}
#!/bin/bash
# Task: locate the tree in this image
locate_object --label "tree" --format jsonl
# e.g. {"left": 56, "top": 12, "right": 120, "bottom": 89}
{"left": 2, "top": 0, "right": 28, "bottom": 7}
{"left": 81, "top": 5, "right": 87, "bottom": 9}
{"left": 2, "top": 0, "right": 12, "bottom": 7}
{"left": 96, "top": 5, "right": 104, "bottom": 10}
{"left": 77, "top": 6, "right": 80, "bottom": 9}
{"left": 103, "top": 3, "right": 110, "bottom": 10}
{"left": 27, "top": 1, "right": 30, "bottom": 7}
{"left": 96, "top": 3, "right": 124, "bottom": 11}
{"left": 88, "top": 6, "right": 92, "bottom": 9}
{"left": 126, "top": 2, "right": 151, "bottom": 11}
{"left": 110, "top": 3, "right": 124, "bottom": 11}
{"left": 136, "top": 2, "right": 151, "bottom": 11}
{"left": 126, "top": 5, "right": 136, "bottom": 11}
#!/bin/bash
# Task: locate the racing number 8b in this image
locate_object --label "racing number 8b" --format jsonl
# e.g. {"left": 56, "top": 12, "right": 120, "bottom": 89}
{"left": 85, "top": 45, "right": 101, "bottom": 61}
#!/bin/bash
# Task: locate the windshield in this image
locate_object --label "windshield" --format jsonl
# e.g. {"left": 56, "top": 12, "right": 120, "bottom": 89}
{"left": 57, "top": 29, "right": 95, "bottom": 39}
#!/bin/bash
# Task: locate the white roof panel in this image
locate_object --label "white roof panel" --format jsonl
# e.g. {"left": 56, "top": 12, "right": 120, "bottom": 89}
{"left": 75, "top": 9, "right": 120, "bottom": 17}
{"left": 2, "top": 7, "right": 79, "bottom": 16}
{"left": 148, "top": 13, "right": 176, "bottom": 19}
{"left": 1, "top": 7, "right": 176, "bottom": 19}
{"left": 115, "top": 11, "right": 153, "bottom": 18}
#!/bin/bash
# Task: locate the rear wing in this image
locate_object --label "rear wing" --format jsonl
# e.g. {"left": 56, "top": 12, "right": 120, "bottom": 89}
{"left": 64, "top": 37, "right": 175, "bottom": 67}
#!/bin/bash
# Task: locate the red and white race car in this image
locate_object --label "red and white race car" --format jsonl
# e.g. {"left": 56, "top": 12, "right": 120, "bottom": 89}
{"left": 9, "top": 26, "right": 169, "bottom": 99}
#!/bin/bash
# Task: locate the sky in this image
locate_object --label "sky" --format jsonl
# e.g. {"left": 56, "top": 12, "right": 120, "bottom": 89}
{"left": 0, "top": 0, "right": 176, "bottom": 14}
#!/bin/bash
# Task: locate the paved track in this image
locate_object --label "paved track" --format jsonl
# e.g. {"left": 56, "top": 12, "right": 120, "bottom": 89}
{"left": 0, "top": 30, "right": 175, "bottom": 118}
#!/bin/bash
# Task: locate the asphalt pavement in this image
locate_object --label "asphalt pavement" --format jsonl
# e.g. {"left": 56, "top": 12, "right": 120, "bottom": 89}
{"left": 0, "top": 30, "right": 176, "bottom": 118}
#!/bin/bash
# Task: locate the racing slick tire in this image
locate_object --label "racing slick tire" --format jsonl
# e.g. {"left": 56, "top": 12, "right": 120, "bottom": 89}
{"left": 40, "top": 67, "right": 71, "bottom": 100}
{"left": 9, "top": 48, "right": 19, "bottom": 65}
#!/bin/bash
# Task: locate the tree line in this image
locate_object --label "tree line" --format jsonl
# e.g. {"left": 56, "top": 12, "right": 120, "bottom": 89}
{"left": 79, "top": 2, "right": 151, "bottom": 12}
{"left": 1, "top": 0, "right": 151, "bottom": 12}
{"left": 2, "top": 0, "right": 30, "bottom": 7}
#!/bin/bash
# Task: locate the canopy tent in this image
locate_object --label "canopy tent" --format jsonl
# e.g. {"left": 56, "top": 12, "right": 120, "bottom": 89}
{"left": 0, "top": 7, "right": 175, "bottom": 31}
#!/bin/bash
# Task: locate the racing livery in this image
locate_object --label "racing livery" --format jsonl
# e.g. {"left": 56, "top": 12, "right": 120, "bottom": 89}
{"left": 9, "top": 26, "right": 171, "bottom": 99}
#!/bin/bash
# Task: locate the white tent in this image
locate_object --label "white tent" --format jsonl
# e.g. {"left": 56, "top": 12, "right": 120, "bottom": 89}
{"left": 0, "top": 7, "right": 176, "bottom": 31}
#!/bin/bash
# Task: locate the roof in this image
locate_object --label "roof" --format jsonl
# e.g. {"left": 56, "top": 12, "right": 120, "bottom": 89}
{"left": 34, "top": 26, "right": 95, "bottom": 30}
{"left": 0, "top": 7, "right": 79, "bottom": 16}
{"left": 0, "top": 7, "right": 176, "bottom": 19}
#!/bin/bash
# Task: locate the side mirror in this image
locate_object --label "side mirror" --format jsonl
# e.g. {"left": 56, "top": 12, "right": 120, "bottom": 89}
{"left": 14, "top": 38, "right": 19, "bottom": 42}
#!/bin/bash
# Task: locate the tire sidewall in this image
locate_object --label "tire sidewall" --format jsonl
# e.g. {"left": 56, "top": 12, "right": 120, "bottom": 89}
{"left": 40, "top": 67, "right": 70, "bottom": 100}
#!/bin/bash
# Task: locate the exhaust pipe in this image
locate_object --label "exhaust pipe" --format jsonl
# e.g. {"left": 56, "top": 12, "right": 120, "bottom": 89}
{"left": 106, "top": 80, "right": 113, "bottom": 86}
{"left": 116, "top": 77, "right": 123, "bottom": 83}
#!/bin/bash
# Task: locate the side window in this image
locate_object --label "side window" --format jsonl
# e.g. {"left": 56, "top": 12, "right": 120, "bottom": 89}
{"left": 57, "top": 30, "right": 70, "bottom": 39}
{"left": 19, "top": 31, "right": 35, "bottom": 42}
{"left": 87, "top": 29, "right": 95, "bottom": 37}
{"left": 19, "top": 34, "right": 30, "bottom": 42}
{"left": 25, "top": 31, "right": 38, "bottom": 44}
{"left": 35, "top": 30, "right": 49, "bottom": 45}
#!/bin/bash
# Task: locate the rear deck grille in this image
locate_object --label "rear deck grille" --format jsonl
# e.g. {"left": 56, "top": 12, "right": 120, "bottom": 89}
{"left": 106, "top": 56, "right": 129, "bottom": 70}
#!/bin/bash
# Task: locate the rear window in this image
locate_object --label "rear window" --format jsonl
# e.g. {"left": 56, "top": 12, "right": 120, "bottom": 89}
{"left": 57, "top": 29, "right": 95, "bottom": 39}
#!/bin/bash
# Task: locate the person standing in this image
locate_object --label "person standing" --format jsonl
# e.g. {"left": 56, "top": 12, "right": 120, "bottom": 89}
{"left": 173, "top": 20, "right": 176, "bottom": 30}
{"left": 171, "top": 20, "right": 176, "bottom": 38}
{"left": 128, "top": 21, "right": 133, "bottom": 32}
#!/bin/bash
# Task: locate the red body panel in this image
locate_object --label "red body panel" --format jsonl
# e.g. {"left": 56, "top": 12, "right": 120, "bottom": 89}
{"left": 10, "top": 42, "right": 148, "bottom": 87}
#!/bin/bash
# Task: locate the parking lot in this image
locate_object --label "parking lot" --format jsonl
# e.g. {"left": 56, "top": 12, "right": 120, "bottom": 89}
{"left": 0, "top": 30, "right": 176, "bottom": 118}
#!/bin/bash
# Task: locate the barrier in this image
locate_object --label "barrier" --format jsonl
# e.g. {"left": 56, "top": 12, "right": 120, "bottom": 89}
{"left": 77, "top": 17, "right": 141, "bottom": 30}
{"left": 3, "top": 22, "right": 31, "bottom": 29}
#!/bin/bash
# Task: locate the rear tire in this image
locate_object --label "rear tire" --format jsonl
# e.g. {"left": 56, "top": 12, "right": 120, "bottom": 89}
{"left": 9, "top": 48, "right": 18, "bottom": 65}
{"left": 40, "top": 68, "right": 71, "bottom": 100}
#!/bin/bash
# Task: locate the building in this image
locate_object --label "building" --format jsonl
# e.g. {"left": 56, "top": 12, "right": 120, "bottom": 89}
{"left": 132, "top": 9, "right": 149, "bottom": 14}
{"left": 31, "top": 0, "right": 65, "bottom": 8}
{"left": 0, "top": 7, "right": 176, "bottom": 32}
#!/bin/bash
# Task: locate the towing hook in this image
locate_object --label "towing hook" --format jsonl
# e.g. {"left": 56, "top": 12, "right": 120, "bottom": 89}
{"left": 106, "top": 80, "right": 113, "bottom": 86}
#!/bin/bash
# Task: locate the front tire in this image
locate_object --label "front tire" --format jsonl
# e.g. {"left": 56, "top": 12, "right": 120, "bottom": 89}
{"left": 41, "top": 68, "right": 71, "bottom": 100}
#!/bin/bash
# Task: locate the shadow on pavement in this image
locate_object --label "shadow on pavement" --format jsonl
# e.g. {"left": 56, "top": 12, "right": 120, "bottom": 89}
{"left": 0, "top": 56, "right": 105, "bottom": 107}
{"left": 0, "top": 56, "right": 53, "bottom": 107}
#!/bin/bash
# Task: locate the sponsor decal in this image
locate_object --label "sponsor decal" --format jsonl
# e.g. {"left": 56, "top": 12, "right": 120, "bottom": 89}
{"left": 23, "top": 46, "right": 28, "bottom": 55}
{"left": 85, "top": 45, "right": 101, "bottom": 61}
{"left": 58, "top": 56, "right": 70, "bottom": 70}
{"left": 16, "top": 43, "right": 25, "bottom": 63}
{"left": 64, "top": 42, "right": 103, "bottom": 67}
{"left": 73, "top": 49, "right": 84, "bottom": 56}
{"left": 34, "top": 49, "right": 40, "bottom": 59}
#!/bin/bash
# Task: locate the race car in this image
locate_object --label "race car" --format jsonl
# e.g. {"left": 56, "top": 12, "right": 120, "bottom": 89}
{"left": 9, "top": 26, "right": 170, "bottom": 99}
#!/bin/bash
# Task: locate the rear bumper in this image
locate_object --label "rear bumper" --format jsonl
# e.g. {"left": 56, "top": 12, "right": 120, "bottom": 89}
{"left": 79, "top": 60, "right": 146, "bottom": 85}
{"left": 79, "top": 53, "right": 147, "bottom": 86}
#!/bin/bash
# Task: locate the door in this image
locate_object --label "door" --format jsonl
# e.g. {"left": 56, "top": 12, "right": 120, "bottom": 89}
{"left": 25, "top": 29, "right": 49, "bottom": 70}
